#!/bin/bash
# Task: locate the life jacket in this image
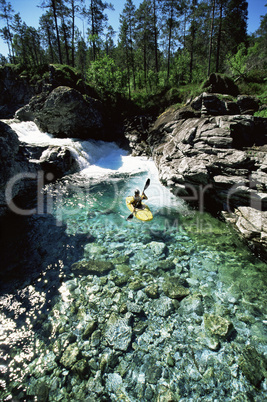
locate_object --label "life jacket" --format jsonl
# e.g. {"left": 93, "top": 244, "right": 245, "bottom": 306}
{"left": 133, "top": 194, "right": 142, "bottom": 207}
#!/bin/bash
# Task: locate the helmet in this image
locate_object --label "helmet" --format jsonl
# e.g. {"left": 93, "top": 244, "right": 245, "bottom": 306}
{"left": 135, "top": 189, "right": 140, "bottom": 194}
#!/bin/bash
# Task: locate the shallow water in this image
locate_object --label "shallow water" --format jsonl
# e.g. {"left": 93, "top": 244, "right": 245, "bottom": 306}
{"left": 0, "top": 122, "right": 266, "bottom": 401}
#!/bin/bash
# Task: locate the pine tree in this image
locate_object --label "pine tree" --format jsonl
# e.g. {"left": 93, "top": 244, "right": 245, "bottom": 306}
{"left": 119, "top": 0, "right": 137, "bottom": 97}
{"left": 85, "top": 0, "right": 114, "bottom": 61}
{"left": 0, "top": 0, "right": 15, "bottom": 62}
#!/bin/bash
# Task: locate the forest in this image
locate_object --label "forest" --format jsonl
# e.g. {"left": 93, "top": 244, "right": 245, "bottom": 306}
{"left": 0, "top": 0, "right": 266, "bottom": 112}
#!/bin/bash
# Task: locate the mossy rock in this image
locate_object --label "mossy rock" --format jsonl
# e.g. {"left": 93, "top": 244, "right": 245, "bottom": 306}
{"left": 71, "top": 260, "right": 114, "bottom": 276}
{"left": 162, "top": 276, "right": 190, "bottom": 300}
{"left": 238, "top": 345, "right": 267, "bottom": 387}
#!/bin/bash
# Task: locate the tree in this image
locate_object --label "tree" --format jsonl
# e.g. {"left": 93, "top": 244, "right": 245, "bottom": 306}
{"left": 39, "top": 11, "right": 57, "bottom": 63}
{"left": 119, "top": 0, "right": 137, "bottom": 97}
{"left": 0, "top": 0, "right": 15, "bottom": 62}
{"left": 85, "top": 0, "right": 114, "bottom": 61}
{"left": 40, "top": 0, "right": 63, "bottom": 63}
{"left": 67, "top": 0, "right": 84, "bottom": 66}
{"left": 135, "top": 0, "right": 155, "bottom": 88}
{"left": 207, "top": 0, "right": 216, "bottom": 76}
{"left": 223, "top": 0, "right": 248, "bottom": 54}
{"left": 160, "top": 0, "right": 187, "bottom": 82}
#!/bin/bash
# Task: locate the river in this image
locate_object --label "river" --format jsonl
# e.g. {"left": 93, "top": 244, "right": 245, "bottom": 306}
{"left": 0, "top": 121, "right": 266, "bottom": 401}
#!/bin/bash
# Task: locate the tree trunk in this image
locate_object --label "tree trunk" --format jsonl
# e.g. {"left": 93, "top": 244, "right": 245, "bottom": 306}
{"left": 216, "top": 1, "right": 223, "bottom": 72}
{"left": 52, "top": 0, "right": 62, "bottom": 63}
{"left": 208, "top": 0, "right": 216, "bottom": 76}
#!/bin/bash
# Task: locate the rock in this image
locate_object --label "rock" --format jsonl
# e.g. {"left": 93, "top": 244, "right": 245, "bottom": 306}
{"left": 148, "top": 97, "right": 267, "bottom": 257}
{"left": 40, "top": 145, "right": 79, "bottom": 178}
{"left": 82, "top": 320, "right": 98, "bottom": 340}
{"left": 237, "top": 95, "right": 260, "bottom": 115}
{"left": 144, "top": 284, "right": 159, "bottom": 299}
{"left": 203, "top": 314, "right": 233, "bottom": 338}
{"left": 0, "top": 65, "right": 36, "bottom": 118}
{"left": 104, "top": 312, "right": 133, "bottom": 351}
{"left": 162, "top": 277, "right": 190, "bottom": 300}
{"left": 16, "top": 86, "right": 105, "bottom": 140}
{"left": 60, "top": 343, "right": 80, "bottom": 369}
{"left": 0, "top": 122, "right": 40, "bottom": 217}
{"left": 146, "top": 241, "right": 167, "bottom": 256}
{"left": 71, "top": 260, "right": 114, "bottom": 276}
{"left": 238, "top": 345, "right": 267, "bottom": 387}
{"left": 223, "top": 207, "right": 267, "bottom": 260}
{"left": 202, "top": 73, "right": 239, "bottom": 97}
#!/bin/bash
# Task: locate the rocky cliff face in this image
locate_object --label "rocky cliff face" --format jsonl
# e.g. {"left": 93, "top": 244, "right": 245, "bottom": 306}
{"left": 146, "top": 93, "right": 267, "bottom": 260}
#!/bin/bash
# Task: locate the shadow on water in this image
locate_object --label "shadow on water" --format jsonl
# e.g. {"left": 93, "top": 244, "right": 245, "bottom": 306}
{"left": 0, "top": 211, "right": 88, "bottom": 292}
{"left": 0, "top": 210, "right": 89, "bottom": 397}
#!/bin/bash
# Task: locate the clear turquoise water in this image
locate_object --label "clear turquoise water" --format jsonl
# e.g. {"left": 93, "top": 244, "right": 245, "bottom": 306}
{"left": 0, "top": 129, "right": 266, "bottom": 400}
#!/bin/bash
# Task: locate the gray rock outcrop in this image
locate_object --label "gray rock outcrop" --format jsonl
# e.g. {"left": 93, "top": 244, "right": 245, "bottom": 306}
{"left": 147, "top": 93, "right": 267, "bottom": 259}
{"left": 15, "top": 86, "right": 105, "bottom": 140}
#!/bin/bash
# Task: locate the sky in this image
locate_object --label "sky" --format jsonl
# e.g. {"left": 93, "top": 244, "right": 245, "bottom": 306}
{"left": 0, "top": 0, "right": 266, "bottom": 58}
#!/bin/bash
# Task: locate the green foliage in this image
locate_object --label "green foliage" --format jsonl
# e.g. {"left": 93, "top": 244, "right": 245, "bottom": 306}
{"left": 87, "top": 55, "right": 125, "bottom": 95}
{"left": 254, "top": 109, "right": 267, "bottom": 118}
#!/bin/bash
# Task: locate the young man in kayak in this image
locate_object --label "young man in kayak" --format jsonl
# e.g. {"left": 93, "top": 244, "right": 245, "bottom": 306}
{"left": 131, "top": 189, "right": 148, "bottom": 210}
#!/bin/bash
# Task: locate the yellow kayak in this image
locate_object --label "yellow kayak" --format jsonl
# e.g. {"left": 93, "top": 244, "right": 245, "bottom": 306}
{"left": 126, "top": 196, "right": 153, "bottom": 221}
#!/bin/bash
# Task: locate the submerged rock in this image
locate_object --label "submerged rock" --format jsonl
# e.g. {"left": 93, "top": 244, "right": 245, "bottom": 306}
{"left": 162, "top": 276, "right": 190, "bottom": 300}
{"left": 204, "top": 313, "right": 233, "bottom": 338}
{"left": 238, "top": 345, "right": 267, "bottom": 387}
{"left": 71, "top": 260, "right": 114, "bottom": 276}
{"left": 60, "top": 343, "right": 80, "bottom": 369}
{"left": 104, "top": 312, "right": 133, "bottom": 351}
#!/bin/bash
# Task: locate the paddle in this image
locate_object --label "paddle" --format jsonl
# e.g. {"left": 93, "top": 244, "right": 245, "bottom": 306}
{"left": 127, "top": 178, "right": 150, "bottom": 220}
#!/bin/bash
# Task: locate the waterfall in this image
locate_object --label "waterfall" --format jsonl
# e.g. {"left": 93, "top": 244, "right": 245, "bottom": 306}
{"left": 7, "top": 120, "right": 155, "bottom": 177}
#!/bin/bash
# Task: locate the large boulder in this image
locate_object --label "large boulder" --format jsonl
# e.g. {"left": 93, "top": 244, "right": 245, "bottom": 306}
{"left": 16, "top": 86, "right": 105, "bottom": 140}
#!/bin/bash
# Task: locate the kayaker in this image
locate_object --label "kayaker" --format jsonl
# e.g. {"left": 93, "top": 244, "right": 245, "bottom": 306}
{"left": 131, "top": 189, "right": 148, "bottom": 209}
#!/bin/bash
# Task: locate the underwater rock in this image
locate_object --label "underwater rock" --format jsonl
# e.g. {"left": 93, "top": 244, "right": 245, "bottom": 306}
{"left": 146, "top": 241, "right": 167, "bottom": 256}
{"left": 162, "top": 276, "right": 190, "bottom": 300}
{"left": 238, "top": 345, "right": 267, "bottom": 387}
{"left": 104, "top": 312, "right": 133, "bottom": 351}
{"left": 60, "top": 343, "right": 80, "bottom": 369}
{"left": 82, "top": 320, "right": 98, "bottom": 340}
{"left": 154, "top": 259, "right": 175, "bottom": 272}
{"left": 144, "top": 284, "right": 159, "bottom": 299}
{"left": 179, "top": 293, "right": 204, "bottom": 317}
{"left": 204, "top": 314, "right": 233, "bottom": 338}
{"left": 71, "top": 260, "right": 114, "bottom": 276}
{"left": 72, "top": 359, "right": 90, "bottom": 379}
{"left": 202, "top": 313, "right": 234, "bottom": 350}
{"left": 84, "top": 243, "right": 109, "bottom": 259}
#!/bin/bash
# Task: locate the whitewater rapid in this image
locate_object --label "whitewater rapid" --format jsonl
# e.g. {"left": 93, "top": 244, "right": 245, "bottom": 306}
{"left": 6, "top": 120, "right": 188, "bottom": 215}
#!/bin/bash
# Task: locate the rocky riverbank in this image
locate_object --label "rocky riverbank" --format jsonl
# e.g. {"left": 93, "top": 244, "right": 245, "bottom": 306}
{"left": 129, "top": 92, "right": 267, "bottom": 260}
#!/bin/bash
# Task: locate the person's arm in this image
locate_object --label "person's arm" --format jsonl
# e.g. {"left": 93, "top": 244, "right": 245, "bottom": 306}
{"left": 142, "top": 192, "right": 148, "bottom": 200}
